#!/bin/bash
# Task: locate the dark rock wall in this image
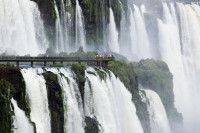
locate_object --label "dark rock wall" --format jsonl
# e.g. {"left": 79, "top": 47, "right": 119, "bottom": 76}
{"left": 43, "top": 71, "right": 64, "bottom": 133}
{"left": 0, "top": 65, "right": 33, "bottom": 133}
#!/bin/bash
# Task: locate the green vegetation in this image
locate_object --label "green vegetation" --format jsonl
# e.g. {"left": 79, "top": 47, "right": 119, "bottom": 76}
{"left": 43, "top": 71, "right": 64, "bottom": 133}
{"left": 0, "top": 64, "right": 34, "bottom": 132}
{"left": 94, "top": 68, "right": 109, "bottom": 81}
{"left": 0, "top": 79, "right": 14, "bottom": 133}
{"left": 133, "top": 59, "right": 183, "bottom": 131}
{"left": 71, "top": 63, "right": 86, "bottom": 101}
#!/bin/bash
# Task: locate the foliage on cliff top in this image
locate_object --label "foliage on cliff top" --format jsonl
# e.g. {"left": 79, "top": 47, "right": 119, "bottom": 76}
{"left": 107, "top": 60, "right": 138, "bottom": 90}
{"left": 71, "top": 63, "right": 86, "bottom": 100}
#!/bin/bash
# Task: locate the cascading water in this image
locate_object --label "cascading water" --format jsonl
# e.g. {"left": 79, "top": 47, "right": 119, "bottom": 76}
{"left": 127, "top": 2, "right": 200, "bottom": 133}
{"left": 75, "top": 0, "right": 86, "bottom": 51}
{"left": 129, "top": 5, "right": 151, "bottom": 60}
{"left": 54, "top": 0, "right": 65, "bottom": 53}
{"left": 47, "top": 68, "right": 85, "bottom": 133}
{"left": 21, "top": 68, "right": 51, "bottom": 133}
{"left": 107, "top": 8, "right": 120, "bottom": 53}
{"left": 143, "top": 89, "right": 171, "bottom": 133}
{"left": 84, "top": 67, "right": 144, "bottom": 133}
{"left": 118, "top": 0, "right": 130, "bottom": 54}
{"left": 12, "top": 99, "right": 34, "bottom": 133}
{"left": 54, "top": 0, "right": 70, "bottom": 53}
{"left": 0, "top": 0, "right": 48, "bottom": 56}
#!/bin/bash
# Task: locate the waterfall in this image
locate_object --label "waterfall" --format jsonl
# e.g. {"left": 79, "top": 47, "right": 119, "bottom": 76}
{"left": 47, "top": 68, "right": 85, "bottom": 133}
{"left": 54, "top": 0, "right": 65, "bottom": 53}
{"left": 129, "top": 7, "right": 138, "bottom": 59}
{"left": 12, "top": 99, "right": 34, "bottom": 133}
{"left": 143, "top": 89, "right": 170, "bottom": 133}
{"left": 127, "top": 3, "right": 200, "bottom": 132}
{"left": 75, "top": 0, "right": 86, "bottom": 51}
{"left": 118, "top": 0, "right": 130, "bottom": 54}
{"left": 21, "top": 68, "right": 51, "bottom": 133}
{"left": 84, "top": 67, "right": 143, "bottom": 133}
{"left": 129, "top": 5, "right": 151, "bottom": 60}
{"left": 157, "top": 3, "right": 200, "bottom": 132}
{"left": 54, "top": 0, "right": 69, "bottom": 53}
{"left": 0, "top": 0, "right": 48, "bottom": 56}
{"left": 107, "top": 8, "right": 120, "bottom": 53}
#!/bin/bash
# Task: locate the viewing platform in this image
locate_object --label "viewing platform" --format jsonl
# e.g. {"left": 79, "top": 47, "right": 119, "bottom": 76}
{"left": 0, "top": 56, "right": 115, "bottom": 67}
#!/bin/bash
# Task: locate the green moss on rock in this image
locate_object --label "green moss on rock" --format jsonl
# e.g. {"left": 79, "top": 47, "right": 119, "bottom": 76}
{"left": 133, "top": 59, "right": 183, "bottom": 132}
{"left": 0, "top": 64, "right": 33, "bottom": 132}
{"left": 0, "top": 80, "right": 14, "bottom": 133}
{"left": 43, "top": 71, "right": 64, "bottom": 133}
{"left": 71, "top": 63, "right": 86, "bottom": 101}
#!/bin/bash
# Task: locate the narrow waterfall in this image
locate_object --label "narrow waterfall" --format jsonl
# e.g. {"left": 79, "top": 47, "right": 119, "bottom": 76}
{"left": 129, "top": 7, "right": 137, "bottom": 59}
{"left": 21, "top": 68, "right": 51, "bottom": 133}
{"left": 143, "top": 89, "right": 170, "bottom": 133}
{"left": 118, "top": 0, "right": 129, "bottom": 54}
{"left": 12, "top": 99, "right": 34, "bottom": 133}
{"left": 0, "top": 0, "right": 48, "bottom": 56}
{"left": 84, "top": 67, "right": 143, "bottom": 133}
{"left": 47, "top": 68, "right": 85, "bottom": 133}
{"left": 75, "top": 0, "right": 86, "bottom": 51}
{"left": 54, "top": 0, "right": 65, "bottom": 52}
{"left": 107, "top": 8, "right": 120, "bottom": 53}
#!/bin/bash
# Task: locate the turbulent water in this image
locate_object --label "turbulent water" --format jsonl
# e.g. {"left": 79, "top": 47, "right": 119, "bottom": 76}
{"left": 12, "top": 99, "right": 34, "bottom": 133}
{"left": 10, "top": 67, "right": 143, "bottom": 133}
{"left": 85, "top": 67, "right": 144, "bottom": 133}
{"left": 21, "top": 68, "right": 51, "bottom": 133}
{"left": 144, "top": 89, "right": 170, "bottom": 133}
{"left": 48, "top": 68, "right": 85, "bottom": 133}
{"left": 0, "top": 0, "right": 48, "bottom": 56}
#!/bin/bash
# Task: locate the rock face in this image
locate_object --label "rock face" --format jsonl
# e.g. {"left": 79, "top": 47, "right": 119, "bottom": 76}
{"left": 85, "top": 117, "right": 100, "bottom": 133}
{"left": 0, "top": 64, "right": 31, "bottom": 133}
{"left": 43, "top": 71, "right": 64, "bottom": 133}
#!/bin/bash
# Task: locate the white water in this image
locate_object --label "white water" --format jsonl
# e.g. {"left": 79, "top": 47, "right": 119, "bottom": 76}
{"left": 127, "top": 3, "right": 200, "bottom": 133}
{"left": 75, "top": 0, "right": 86, "bottom": 51}
{"left": 12, "top": 99, "right": 34, "bottom": 133}
{"left": 107, "top": 8, "right": 120, "bottom": 53}
{"left": 0, "top": 0, "right": 48, "bottom": 56}
{"left": 158, "top": 3, "right": 200, "bottom": 133}
{"left": 129, "top": 5, "right": 151, "bottom": 60}
{"left": 47, "top": 68, "right": 85, "bottom": 133}
{"left": 84, "top": 67, "right": 143, "bottom": 133}
{"left": 144, "top": 89, "right": 170, "bottom": 133}
{"left": 54, "top": 0, "right": 65, "bottom": 53}
{"left": 21, "top": 68, "right": 51, "bottom": 133}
